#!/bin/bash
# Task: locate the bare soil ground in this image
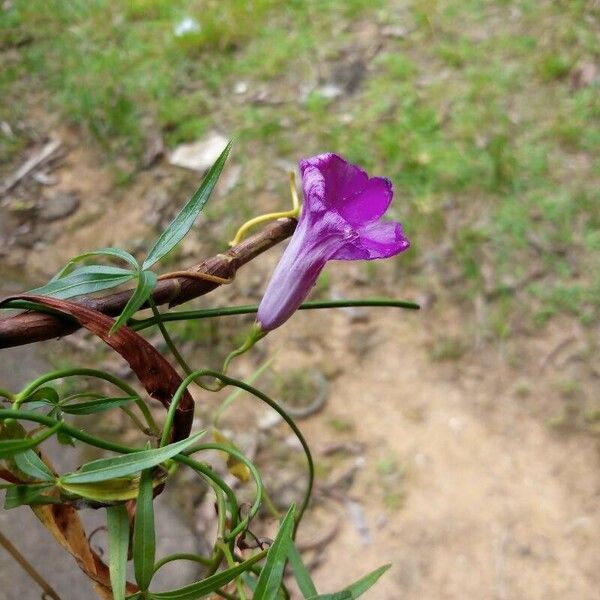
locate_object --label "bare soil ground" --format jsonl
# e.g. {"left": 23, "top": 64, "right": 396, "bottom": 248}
{"left": 281, "top": 311, "right": 599, "bottom": 599}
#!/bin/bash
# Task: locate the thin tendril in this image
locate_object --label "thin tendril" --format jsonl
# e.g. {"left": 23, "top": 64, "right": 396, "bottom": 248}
{"left": 189, "top": 371, "right": 313, "bottom": 537}
{"left": 130, "top": 298, "right": 420, "bottom": 331}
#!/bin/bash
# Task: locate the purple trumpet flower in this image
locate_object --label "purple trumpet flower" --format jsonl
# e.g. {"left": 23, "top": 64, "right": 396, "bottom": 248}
{"left": 256, "top": 153, "right": 410, "bottom": 332}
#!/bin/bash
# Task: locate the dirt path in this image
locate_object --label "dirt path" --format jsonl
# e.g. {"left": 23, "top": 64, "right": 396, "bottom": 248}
{"left": 270, "top": 311, "right": 600, "bottom": 599}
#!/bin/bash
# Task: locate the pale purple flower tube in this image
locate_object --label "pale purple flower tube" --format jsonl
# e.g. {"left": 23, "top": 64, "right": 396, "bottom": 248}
{"left": 256, "top": 153, "right": 410, "bottom": 331}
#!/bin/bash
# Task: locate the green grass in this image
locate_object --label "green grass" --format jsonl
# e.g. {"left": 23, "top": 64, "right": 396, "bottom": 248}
{"left": 1, "top": 0, "right": 599, "bottom": 335}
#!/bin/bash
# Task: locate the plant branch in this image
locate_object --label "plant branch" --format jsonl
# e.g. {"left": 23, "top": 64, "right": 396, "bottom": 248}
{"left": 0, "top": 218, "right": 296, "bottom": 349}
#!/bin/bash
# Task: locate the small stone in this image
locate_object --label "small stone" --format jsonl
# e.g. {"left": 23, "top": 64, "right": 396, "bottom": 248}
{"left": 234, "top": 81, "right": 248, "bottom": 94}
{"left": 169, "top": 131, "right": 229, "bottom": 173}
{"left": 217, "top": 163, "right": 241, "bottom": 196}
{"left": 259, "top": 412, "right": 282, "bottom": 431}
{"left": 316, "top": 84, "right": 344, "bottom": 99}
{"left": 174, "top": 16, "right": 201, "bottom": 37}
{"left": 39, "top": 192, "right": 80, "bottom": 222}
{"left": 382, "top": 25, "right": 410, "bottom": 39}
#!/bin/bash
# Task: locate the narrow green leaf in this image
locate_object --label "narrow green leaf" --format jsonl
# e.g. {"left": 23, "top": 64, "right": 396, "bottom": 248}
{"left": 61, "top": 430, "right": 205, "bottom": 484}
{"left": 288, "top": 541, "right": 318, "bottom": 597}
{"left": 107, "top": 504, "right": 130, "bottom": 600}
{"left": 30, "top": 266, "right": 135, "bottom": 299}
{"left": 0, "top": 422, "right": 61, "bottom": 459}
{"left": 253, "top": 505, "right": 296, "bottom": 600}
{"left": 242, "top": 572, "right": 286, "bottom": 600}
{"left": 21, "top": 386, "right": 59, "bottom": 405}
{"left": 14, "top": 449, "right": 55, "bottom": 481}
{"left": 51, "top": 247, "right": 140, "bottom": 280}
{"left": 307, "top": 564, "right": 392, "bottom": 600}
{"left": 149, "top": 552, "right": 265, "bottom": 600}
{"left": 344, "top": 564, "right": 391, "bottom": 598}
{"left": 60, "top": 396, "right": 136, "bottom": 415}
{"left": 133, "top": 468, "right": 155, "bottom": 591}
{"left": 142, "top": 141, "right": 232, "bottom": 269}
{"left": 4, "top": 484, "right": 58, "bottom": 509}
{"left": 110, "top": 270, "right": 157, "bottom": 334}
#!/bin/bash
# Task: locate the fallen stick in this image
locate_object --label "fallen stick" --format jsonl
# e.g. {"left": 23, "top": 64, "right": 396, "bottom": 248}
{"left": 0, "top": 217, "right": 296, "bottom": 349}
{"left": 0, "top": 138, "right": 62, "bottom": 195}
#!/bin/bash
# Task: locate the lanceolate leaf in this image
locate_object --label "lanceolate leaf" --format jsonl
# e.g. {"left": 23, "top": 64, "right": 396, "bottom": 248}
{"left": 344, "top": 564, "right": 391, "bottom": 598}
{"left": 21, "top": 386, "right": 59, "bottom": 406}
{"left": 148, "top": 552, "right": 265, "bottom": 600}
{"left": 110, "top": 269, "right": 157, "bottom": 334}
{"left": 14, "top": 449, "right": 55, "bottom": 481}
{"left": 107, "top": 504, "right": 130, "bottom": 600}
{"left": 61, "top": 430, "right": 205, "bottom": 484}
{"left": 142, "top": 141, "right": 232, "bottom": 269}
{"left": 0, "top": 295, "right": 196, "bottom": 441}
{"left": 288, "top": 541, "right": 318, "bottom": 597}
{"left": 133, "top": 469, "right": 155, "bottom": 591}
{"left": 0, "top": 422, "right": 61, "bottom": 459}
{"left": 306, "top": 564, "right": 391, "bottom": 600}
{"left": 51, "top": 248, "right": 140, "bottom": 280}
{"left": 30, "top": 266, "right": 135, "bottom": 299}
{"left": 60, "top": 396, "right": 136, "bottom": 415}
{"left": 253, "top": 505, "right": 296, "bottom": 600}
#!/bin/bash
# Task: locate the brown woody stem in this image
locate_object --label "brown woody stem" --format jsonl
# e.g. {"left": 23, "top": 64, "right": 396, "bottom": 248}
{"left": 0, "top": 218, "right": 296, "bottom": 349}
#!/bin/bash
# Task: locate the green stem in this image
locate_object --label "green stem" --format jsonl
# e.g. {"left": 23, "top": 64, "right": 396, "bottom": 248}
{"left": 174, "top": 454, "right": 240, "bottom": 547}
{"left": 120, "top": 406, "right": 152, "bottom": 435}
{"left": 0, "top": 409, "right": 135, "bottom": 454}
{"left": 159, "top": 370, "right": 212, "bottom": 447}
{"left": 0, "top": 409, "right": 247, "bottom": 552}
{"left": 153, "top": 553, "right": 213, "bottom": 573}
{"left": 212, "top": 357, "right": 274, "bottom": 428}
{"left": 221, "top": 324, "right": 265, "bottom": 377}
{"left": 198, "top": 371, "right": 313, "bottom": 538}
{"left": 218, "top": 541, "right": 247, "bottom": 600}
{"left": 131, "top": 298, "right": 420, "bottom": 331}
{"left": 148, "top": 298, "right": 195, "bottom": 377}
{"left": 185, "top": 443, "right": 263, "bottom": 540}
{"left": 15, "top": 368, "right": 158, "bottom": 435}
